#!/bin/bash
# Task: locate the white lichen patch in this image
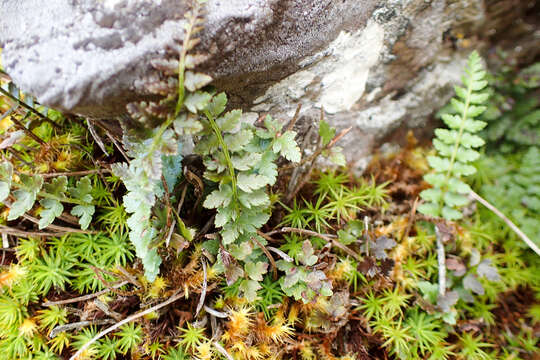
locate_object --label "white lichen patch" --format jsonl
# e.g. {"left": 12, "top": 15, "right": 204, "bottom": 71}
{"left": 251, "top": 20, "right": 384, "bottom": 115}
{"left": 100, "top": 0, "right": 159, "bottom": 10}
{"left": 317, "top": 20, "right": 384, "bottom": 114}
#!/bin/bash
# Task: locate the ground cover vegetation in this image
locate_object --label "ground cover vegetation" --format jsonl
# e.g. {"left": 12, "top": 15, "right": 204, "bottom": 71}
{"left": 0, "top": 2, "right": 539, "bottom": 359}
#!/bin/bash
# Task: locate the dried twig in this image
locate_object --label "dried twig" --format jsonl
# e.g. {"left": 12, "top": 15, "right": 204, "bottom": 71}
{"left": 86, "top": 118, "right": 109, "bottom": 155}
{"left": 42, "top": 281, "right": 130, "bottom": 307}
{"left": 213, "top": 341, "right": 234, "bottom": 360}
{"left": 94, "top": 298, "right": 123, "bottom": 321}
{"left": 281, "top": 125, "right": 353, "bottom": 171}
{"left": 0, "top": 103, "right": 18, "bottom": 122}
{"left": 21, "top": 214, "right": 96, "bottom": 234}
{"left": 286, "top": 104, "right": 302, "bottom": 132}
{"left": 69, "top": 288, "right": 185, "bottom": 360}
{"left": 115, "top": 266, "right": 142, "bottom": 288}
{"left": 90, "top": 266, "right": 140, "bottom": 297}
{"left": 0, "top": 225, "right": 72, "bottom": 238}
{"left": 105, "top": 131, "right": 130, "bottom": 162}
{"left": 363, "top": 216, "right": 370, "bottom": 256}
{"left": 204, "top": 305, "right": 228, "bottom": 318}
{"left": 269, "top": 227, "right": 361, "bottom": 260}
{"left": 9, "top": 116, "right": 47, "bottom": 146}
{"left": 469, "top": 190, "right": 540, "bottom": 256}
{"left": 253, "top": 233, "right": 278, "bottom": 280}
{"left": 0, "top": 86, "right": 61, "bottom": 128}
{"left": 2, "top": 233, "right": 9, "bottom": 249}
{"left": 435, "top": 225, "right": 446, "bottom": 296}
{"left": 401, "top": 197, "right": 419, "bottom": 241}
{"left": 50, "top": 319, "right": 115, "bottom": 338}
{"left": 40, "top": 169, "right": 110, "bottom": 178}
{"left": 195, "top": 259, "right": 207, "bottom": 317}
{"left": 267, "top": 246, "right": 293, "bottom": 262}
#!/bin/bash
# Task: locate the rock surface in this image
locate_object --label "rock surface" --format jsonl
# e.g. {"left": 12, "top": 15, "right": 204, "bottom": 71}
{"left": 1, "top": 0, "right": 538, "bottom": 166}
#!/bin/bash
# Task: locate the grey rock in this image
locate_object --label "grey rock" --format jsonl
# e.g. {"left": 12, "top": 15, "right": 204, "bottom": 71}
{"left": 1, "top": 0, "right": 537, "bottom": 164}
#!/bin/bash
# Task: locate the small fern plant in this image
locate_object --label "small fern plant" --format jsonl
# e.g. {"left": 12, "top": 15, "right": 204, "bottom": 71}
{"left": 0, "top": 168, "right": 95, "bottom": 230}
{"left": 197, "top": 94, "right": 301, "bottom": 300}
{"left": 419, "top": 51, "right": 489, "bottom": 220}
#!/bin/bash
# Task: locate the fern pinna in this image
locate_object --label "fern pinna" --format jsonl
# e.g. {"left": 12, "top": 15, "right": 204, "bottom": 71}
{"left": 419, "top": 51, "right": 489, "bottom": 220}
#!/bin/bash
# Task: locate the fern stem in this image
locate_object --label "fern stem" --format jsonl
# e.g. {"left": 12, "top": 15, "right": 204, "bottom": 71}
{"left": 37, "top": 191, "right": 92, "bottom": 206}
{"left": 204, "top": 110, "right": 239, "bottom": 204}
{"left": 175, "top": 1, "right": 202, "bottom": 116}
{"left": 445, "top": 84, "right": 472, "bottom": 185}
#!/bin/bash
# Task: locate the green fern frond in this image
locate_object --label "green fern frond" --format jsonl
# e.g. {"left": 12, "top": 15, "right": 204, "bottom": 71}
{"left": 419, "top": 51, "right": 489, "bottom": 220}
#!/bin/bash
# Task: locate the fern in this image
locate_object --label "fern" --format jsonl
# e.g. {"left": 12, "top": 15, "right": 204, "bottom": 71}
{"left": 196, "top": 94, "right": 301, "bottom": 300}
{"left": 0, "top": 167, "right": 96, "bottom": 229}
{"left": 111, "top": 2, "right": 206, "bottom": 281}
{"left": 419, "top": 51, "right": 489, "bottom": 220}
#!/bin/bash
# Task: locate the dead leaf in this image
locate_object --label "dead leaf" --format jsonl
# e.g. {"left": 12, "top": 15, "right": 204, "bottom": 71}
{"left": 437, "top": 290, "right": 459, "bottom": 313}
{"left": 446, "top": 256, "right": 466, "bottom": 276}
{"left": 435, "top": 222, "right": 454, "bottom": 243}
{"left": 372, "top": 236, "right": 397, "bottom": 260}
{"left": 463, "top": 273, "right": 484, "bottom": 295}
{"left": 477, "top": 259, "right": 500, "bottom": 281}
{"left": 358, "top": 256, "right": 378, "bottom": 278}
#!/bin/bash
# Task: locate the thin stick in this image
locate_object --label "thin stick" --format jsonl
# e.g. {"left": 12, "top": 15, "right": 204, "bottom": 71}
{"left": 86, "top": 118, "right": 109, "bottom": 156}
{"left": 90, "top": 266, "right": 139, "bottom": 297}
{"left": 94, "top": 298, "right": 123, "bottom": 321}
{"left": 69, "top": 288, "right": 185, "bottom": 360}
{"left": 41, "top": 169, "right": 110, "bottom": 178}
{"left": 469, "top": 190, "right": 540, "bottom": 256}
{"left": 273, "top": 227, "right": 361, "bottom": 260}
{"left": 267, "top": 246, "right": 293, "bottom": 262}
{"left": 195, "top": 259, "right": 207, "bottom": 317}
{"left": 42, "top": 281, "right": 129, "bottom": 307}
{"left": 214, "top": 341, "right": 234, "bottom": 360}
{"left": 286, "top": 104, "right": 302, "bottom": 132}
{"left": 2, "top": 233, "right": 9, "bottom": 249}
{"left": 281, "top": 126, "right": 353, "bottom": 171}
{"left": 401, "top": 197, "right": 419, "bottom": 241}
{"left": 21, "top": 214, "right": 95, "bottom": 234}
{"left": 9, "top": 116, "right": 47, "bottom": 146}
{"left": 435, "top": 225, "right": 446, "bottom": 296}
{"left": 0, "top": 103, "right": 18, "bottom": 122}
{"left": 0, "top": 225, "right": 69, "bottom": 237}
{"left": 253, "top": 233, "right": 278, "bottom": 280}
{"left": 204, "top": 305, "right": 228, "bottom": 318}
{"left": 50, "top": 319, "right": 114, "bottom": 338}
{"left": 0, "top": 87, "right": 61, "bottom": 129}
{"left": 363, "top": 216, "right": 370, "bottom": 256}
{"left": 115, "top": 266, "right": 142, "bottom": 288}
{"left": 105, "top": 132, "right": 130, "bottom": 162}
